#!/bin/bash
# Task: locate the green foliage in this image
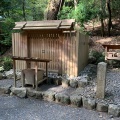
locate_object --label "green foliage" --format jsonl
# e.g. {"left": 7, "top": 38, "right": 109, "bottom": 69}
{"left": 58, "top": 6, "right": 74, "bottom": 19}
{"left": 2, "top": 57, "right": 13, "bottom": 71}
{"left": 59, "top": 0, "right": 100, "bottom": 28}
{"left": 0, "top": 0, "right": 48, "bottom": 54}
{"left": 0, "top": 18, "right": 14, "bottom": 46}
{"left": 89, "top": 50, "right": 105, "bottom": 65}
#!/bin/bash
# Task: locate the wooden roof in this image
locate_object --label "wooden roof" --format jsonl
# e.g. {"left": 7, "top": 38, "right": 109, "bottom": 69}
{"left": 13, "top": 19, "right": 75, "bottom": 30}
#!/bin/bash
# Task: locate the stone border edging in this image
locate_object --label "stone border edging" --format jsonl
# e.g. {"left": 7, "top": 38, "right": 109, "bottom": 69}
{"left": 0, "top": 86, "right": 120, "bottom": 117}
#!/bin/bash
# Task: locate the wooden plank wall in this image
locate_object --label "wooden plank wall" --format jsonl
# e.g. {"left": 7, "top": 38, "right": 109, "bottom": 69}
{"left": 12, "top": 31, "right": 88, "bottom": 77}
{"left": 28, "top": 32, "right": 77, "bottom": 76}
{"left": 12, "top": 33, "right": 27, "bottom": 70}
{"left": 78, "top": 32, "right": 89, "bottom": 74}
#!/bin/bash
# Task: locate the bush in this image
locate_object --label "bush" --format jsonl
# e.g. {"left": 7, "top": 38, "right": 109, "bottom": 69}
{"left": 2, "top": 57, "right": 13, "bottom": 71}
{"left": 89, "top": 50, "right": 105, "bottom": 65}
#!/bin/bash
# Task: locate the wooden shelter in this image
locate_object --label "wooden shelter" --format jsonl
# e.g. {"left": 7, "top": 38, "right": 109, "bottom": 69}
{"left": 12, "top": 19, "right": 89, "bottom": 77}
{"left": 102, "top": 44, "right": 120, "bottom": 61}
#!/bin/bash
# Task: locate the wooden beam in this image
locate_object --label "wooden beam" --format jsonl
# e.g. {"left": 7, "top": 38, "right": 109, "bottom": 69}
{"left": 13, "top": 60, "right": 17, "bottom": 87}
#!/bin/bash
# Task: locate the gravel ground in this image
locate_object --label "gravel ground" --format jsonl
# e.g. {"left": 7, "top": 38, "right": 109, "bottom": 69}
{"left": 76, "top": 65, "right": 120, "bottom": 105}
{"left": 0, "top": 94, "right": 119, "bottom": 120}
{"left": 106, "top": 68, "right": 120, "bottom": 104}
{"left": 1, "top": 65, "right": 120, "bottom": 105}
{"left": 0, "top": 65, "right": 120, "bottom": 119}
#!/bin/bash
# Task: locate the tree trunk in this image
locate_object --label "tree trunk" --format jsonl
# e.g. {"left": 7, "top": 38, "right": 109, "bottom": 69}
{"left": 74, "top": 0, "right": 78, "bottom": 10}
{"left": 22, "top": 0, "right": 26, "bottom": 21}
{"left": 100, "top": 0, "right": 105, "bottom": 37}
{"left": 107, "top": 0, "right": 112, "bottom": 36}
{"left": 45, "top": 0, "right": 64, "bottom": 20}
{"left": 101, "top": 17, "right": 105, "bottom": 37}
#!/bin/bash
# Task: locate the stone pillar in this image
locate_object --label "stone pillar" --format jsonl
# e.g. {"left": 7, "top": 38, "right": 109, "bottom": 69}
{"left": 96, "top": 62, "right": 107, "bottom": 99}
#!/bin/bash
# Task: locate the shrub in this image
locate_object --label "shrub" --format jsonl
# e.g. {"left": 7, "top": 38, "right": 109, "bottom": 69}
{"left": 2, "top": 57, "right": 13, "bottom": 71}
{"left": 89, "top": 50, "right": 105, "bottom": 65}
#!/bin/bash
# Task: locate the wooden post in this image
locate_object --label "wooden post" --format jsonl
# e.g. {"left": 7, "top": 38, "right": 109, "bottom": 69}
{"left": 35, "top": 62, "right": 38, "bottom": 90}
{"left": 46, "top": 62, "right": 48, "bottom": 83}
{"left": 13, "top": 60, "right": 17, "bottom": 87}
{"left": 105, "top": 47, "right": 108, "bottom": 61}
{"left": 26, "top": 37, "right": 31, "bottom": 68}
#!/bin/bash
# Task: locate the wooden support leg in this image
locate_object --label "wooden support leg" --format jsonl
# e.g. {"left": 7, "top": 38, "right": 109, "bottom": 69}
{"left": 13, "top": 60, "right": 16, "bottom": 87}
{"left": 46, "top": 62, "right": 48, "bottom": 83}
{"left": 35, "top": 62, "right": 38, "bottom": 90}
{"left": 21, "top": 70, "right": 25, "bottom": 87}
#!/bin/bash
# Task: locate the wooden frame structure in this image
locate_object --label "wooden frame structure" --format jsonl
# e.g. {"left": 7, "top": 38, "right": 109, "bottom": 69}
{"left": 12, "top": 56, "right": 51, "bottom": 90}
{"left": 102, "top": 44, "right": 120, "bottom": 61}
{"left": 12, "top": 19, "right": 89, "bottom": 78}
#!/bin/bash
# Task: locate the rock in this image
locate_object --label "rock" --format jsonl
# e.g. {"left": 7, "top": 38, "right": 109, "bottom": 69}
{"left": 62, "top": 77, "right": 69, "bottom": 88}
{"left": 53, "top": 78, "right": 62, "bottom": 85}
{"left": 82, "top": 97, "right": 96, "bottom": 110}
{"left": 27, "top": 88, "right": 36, "bottom": 97}
{"left": 10, "top": 87, "right": 26, "bottom": 98}
{"left": 0, "top": 85, "right": 12, "bottom": 94}
{"left": 79, "top": 64, "right": 97, "bottom": 78}
{"left": 108, "top": 104, "right": 120, "bottom": 117}
{"left": 0, "top": 73, "right": 3, "bottom": 80}
{"left": 70, "top": 95, "right": 82, "bottom": 107}
{"left": 78, "top": 78, "right": 87, "bottom": 88}
{"left": 47, "top": 78, "right": 53, "bottom": 84}
{"left": 55, "top": 93, "right": 70, "bottom": 105}
{"left": 70, "top": 80, "right": 78, "bottom": 88}
{"left": 96, "top": 102, "right": 108, "bottom": 112}
{"left": 4, "top": 69, "right": 21, "bottom": 80}
{"left": 109, "top": 115, "right": 113, "bottom": 118}
{"left": 43, "top": 91, "right": 56, "bottom": 101}
{"left": 35, "top": 91, "right": 43, "bottom": 99}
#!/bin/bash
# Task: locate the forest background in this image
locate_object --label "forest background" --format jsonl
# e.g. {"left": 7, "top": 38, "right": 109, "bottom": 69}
{"left": 0, "top": 0, "right": 120, "bottom": 59}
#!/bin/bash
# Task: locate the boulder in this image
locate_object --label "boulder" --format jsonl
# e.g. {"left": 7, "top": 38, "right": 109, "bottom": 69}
{"left": 0, "top": 73, "right": 2, "bottom": 80}
{"left": 62, "top": 77, "right": 69, "bottom": 88}
{"left": 82, "top": 97, "right": 96, "bottom": 110}
{"left": 78, "top": 78, "right": 88, "bottom": 88}
{"left": 55, "top": 93, "right": 70, "bottom": 105}
{"left": 0, "top": 85, "right": 12, "bottom": 94}
{"left": 35, "top": 91, "right": 43, "bottom": 99}
{"left": 70, "top": 80, "right": 78, "bottom": 88}
{"left": 108, "top": 104, "right": 120, "bottom": 117}
{"left": 43, "top": 91, "right": 56, "bottom": 101}
{"left": 96, "top": 102, "right": 108, "bottom": 112}
{"left": 10, "top": 87, "right": 26, "bottom": 98}
{"left": 4, "top": 69, "right": 21, "bottom": 79}
{"left": 27, "top": 88, "right": 36, "bottom": 97}
{"left": 53, "top": 78, "right": 62, "bottom": 85}
{"left": 70, "top": 95, "right": 82, "bottom": 107}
